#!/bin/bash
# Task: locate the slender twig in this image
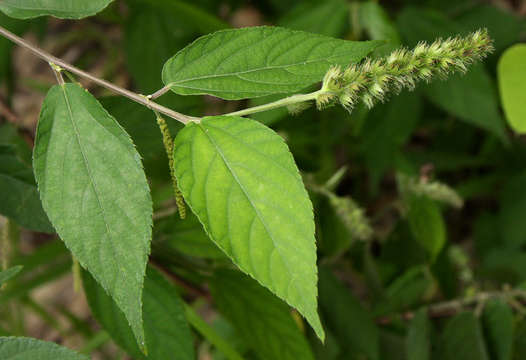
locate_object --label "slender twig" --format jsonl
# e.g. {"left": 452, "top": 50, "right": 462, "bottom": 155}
{"left": 376, "top": 289, "right": 526, "bottom": 325}
{"left": 224, "top": 90, "right": 322, "bottom": 117}
{"left": 0, "top": 26, "right": 198, "bottom": 125}
{"left": 148, "top": 85, "right": 172, "bottom": 100}
{"left": 49, "top": 62, "right": 65, "bottom": 86}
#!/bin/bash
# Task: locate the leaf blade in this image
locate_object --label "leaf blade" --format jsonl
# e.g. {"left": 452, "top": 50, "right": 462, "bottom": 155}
{"left": 0, "top": 0, "right": 113, "bottom": 19}
{"left": 33, "top": 83, "right": 152, "bottom": 350}
{"left": 83, "top": 267, "right": 195, "bottom": 360}
{"left": 210, "top": 270, "right": 315, "bottom": 360}
{"left": 163, "top": 26, "right": 381, "bottom": 99}
{"left": 173, "top": 115, "right": 324, "bottom": 340}
{"left": 0, "top": 337, "right": 88, "bottom": 360}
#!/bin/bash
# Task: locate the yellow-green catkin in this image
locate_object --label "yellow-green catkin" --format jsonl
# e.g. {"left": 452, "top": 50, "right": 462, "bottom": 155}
{"left": 157, "top": 116, "right": 186, "bottom": 219}
{"left": 318, "top": 29, "right": 494, "bottom": 112}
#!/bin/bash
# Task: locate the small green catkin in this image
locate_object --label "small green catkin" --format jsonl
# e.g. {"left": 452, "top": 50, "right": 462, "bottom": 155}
{"left": 157, "top": 116, "right": 186, "bottom": 219}
{"left": 317, "top": 29, "right": 494, "bottom": 111}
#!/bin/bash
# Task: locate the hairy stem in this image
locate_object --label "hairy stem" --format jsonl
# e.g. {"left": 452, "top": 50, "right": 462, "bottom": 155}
{"left": 225, "top": 90, "right": 323, "bottom": 117}
{"left": 0, "top": 26, "right": 197, "bottom": 125}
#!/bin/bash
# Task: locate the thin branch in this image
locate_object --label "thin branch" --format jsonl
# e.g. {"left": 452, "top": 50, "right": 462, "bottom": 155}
{"left": 49, "top": 62, "right": 65, "bottom": 86}
{"left": 224, "top": 90, "right": 322, "bottom": 117}
{"left": 148, "top": 85, "right": 172, "bottom": 100}
{"left": 376, "top": 288, "right": 526, "bottom": 325}
{"left": 0, "top": 26, "right": 198, "bottom": 125}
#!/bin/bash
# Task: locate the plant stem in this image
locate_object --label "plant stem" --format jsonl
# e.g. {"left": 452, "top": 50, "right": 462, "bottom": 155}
{"left": 0, "top": 25, "right": 197, "bottom": 125}
{"left": 184, "top": 303, "right": 244, "bottom": 360}
{"left": 376, "top": 288, "right": 526, "bottom": 324}
{"left": 149, "top": 85, "right": 172, "bottom": 100}
{"left": 225, "top": 90, "right": 322, "bottom": 117}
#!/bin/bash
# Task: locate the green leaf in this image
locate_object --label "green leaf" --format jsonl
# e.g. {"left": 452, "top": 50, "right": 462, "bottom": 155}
{"left": 482, "top": 299, "right": 513, "bottom": 360}
{"left": 162, "top": 26, "right": 381, "bottom": 99}
{"left": 361, "top": 91, "right": 422, "bottom": 191}
{"left": 0, "top": 265, "right": 23, "bottom": 286}
{"left": 440, "top": 312, "right": 490, "bottom": 360}
{"left": 33, "top": 83, "right": 152, "bottom": 350}
{"left": 210, "top": 270, "right": 314, "bottom": 360}
{"left": 374, "top": 266, "right": 432, "bottom": 316}
{"left": 130, "top": 0, "right": 229, "bottom": 34}
{"left": 83, "top": 267, "right": 194, "bottom": 360}
{"left": 498, "top": 44, "right": 526, "bottom": 134}
{"left": 318, "top": 267, "right": 379, "bottom": 360}
{"left": 424, "top": 65, "right": 508, "bottom": 143}
{"left": 406, "top": 308, "right": 431, "bottom": 360}
{"left": 0, "top": 336, "right": 88, "bottom": 359}
{"left": 407, "top": 196, "right": 446, "bottom": 261}
{"left": 173, "top": 115, "right": 324, "bottom": 340}
{"left": 499, "top": 173, "right": 526, "bottom": 249}
{"left": 0, "top": 0, "right": 113, "bottom": 19}
{"left": 0, "top": 145, "right": 53, "bottom": 232}
{"left": 279, "top": 0, "right": 348, "bottom": 37}
{"left": 156, "top": 211, "right": 225, "bottom": 259}
{"left": 124, "top": 5, "right": 194, "bottom": 94}
{"left": 359, "top": 1, "right": 401, "bottom": 55}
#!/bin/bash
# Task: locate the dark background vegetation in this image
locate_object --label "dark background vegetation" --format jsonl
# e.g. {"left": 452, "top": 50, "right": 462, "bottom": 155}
{"left": 1, "top": 0, "right": 526, "bottom": 359}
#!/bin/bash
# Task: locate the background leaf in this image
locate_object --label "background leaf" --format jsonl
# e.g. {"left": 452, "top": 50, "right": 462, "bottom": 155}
{"left": 173, "top": 115, "right": 324, "bottom": 340}
{"left": 406, "top": 308, "right": 431, "bottom": 360}
{"left": 318, "top": 267, "right": 380, "bottom": 360}
{"left": 440, "top": 312, "right": 490, "bottom": 360}
{"left": 482, "top": 299, "right": 513, "bottom": 360}
{"left": 397, "top": 7, "right": 508, "bottom": 143}
{"left": 33, "top": 83, "right": 152, "bottom": 350}
{"left": 498, "top": 44, "right": 526, "bottom": 134}
{"left": 0, "top": 0, "right": 113, "bottom": 19}
{"left": 0, "top": 337, "right": 88, "bottom": 359}
{"left": 0, "top": 144, "right": 53, "bottom": 232}
{"left": 82, "top": 266, "right": 194, "bottom": 360}
{"left": 210, "top": 269, "right": 314, "bottom": 360}
{"left": 162, "top": 26, "right": 380, "bottom": 99}
{"left": 0, "top": 265, "right": 23, "bottom": 286}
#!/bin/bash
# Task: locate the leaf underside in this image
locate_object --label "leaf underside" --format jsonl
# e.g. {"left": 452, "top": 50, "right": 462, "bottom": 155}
{"left": 173, "top": 115, "right": 324, "bottom": 340}
{"left": 162, "top": 26, "right": 381, "bottom": 99}
{"left": 33, "top": 83, "right": 152, "bottom": 350}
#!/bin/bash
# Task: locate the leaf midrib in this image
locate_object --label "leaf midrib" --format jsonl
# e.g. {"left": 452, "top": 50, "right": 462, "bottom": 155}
{"left": 196, "top": 122, "right": 304, "bottom": 306}
{"left": 59, "top": 86, "right": 116, "bottom": 265}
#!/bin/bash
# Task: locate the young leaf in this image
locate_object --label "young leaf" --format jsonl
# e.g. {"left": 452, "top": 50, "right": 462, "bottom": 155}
{"left": 162, "top": 26, "right": 381, "bottom": 99}
{"left": 33, "top": 83, "right": 152, "bottom": 350}
{"left": 498, "top": 44, "right": 526, "bottom": 134}
{"left": 0, "top": 145, "right": 53, "bottom": 233}
{"left": 173, "top": 115, "right": 324, "bottom": 340}
{"left": 0, "top": 0, "right": 113, "bottom": 19}
{"left": 82, "top": 267, "right": 194, "bottom": 360}
{"left": 318, "top": 267, "right": 380, "bottom": 360}
{"left": 0, "top": 336, "right": 88, "bottom": 359}
{"left": 482, "top": 299, "right": 513, "bottom": 360}
{"left": 0, "top": 265, "right": 23, "bottom": 286}
{"left": 210, "top": 270, "right": 315, "bottom": 360}
{"left": 406, "top": 308, "right": 431, "bottom": 360}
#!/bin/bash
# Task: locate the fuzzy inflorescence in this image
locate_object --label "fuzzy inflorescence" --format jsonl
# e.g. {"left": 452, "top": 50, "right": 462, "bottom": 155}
{"left": 317, "top": 29, "right": 493, "bottom": 111}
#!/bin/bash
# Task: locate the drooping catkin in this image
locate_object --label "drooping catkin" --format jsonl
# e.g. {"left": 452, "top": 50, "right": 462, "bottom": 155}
{"left": 317, "top": 29, "right": 494, "bottom": 111}
{"left": 157, "top": 116, "right": 186, "bottom": 219}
